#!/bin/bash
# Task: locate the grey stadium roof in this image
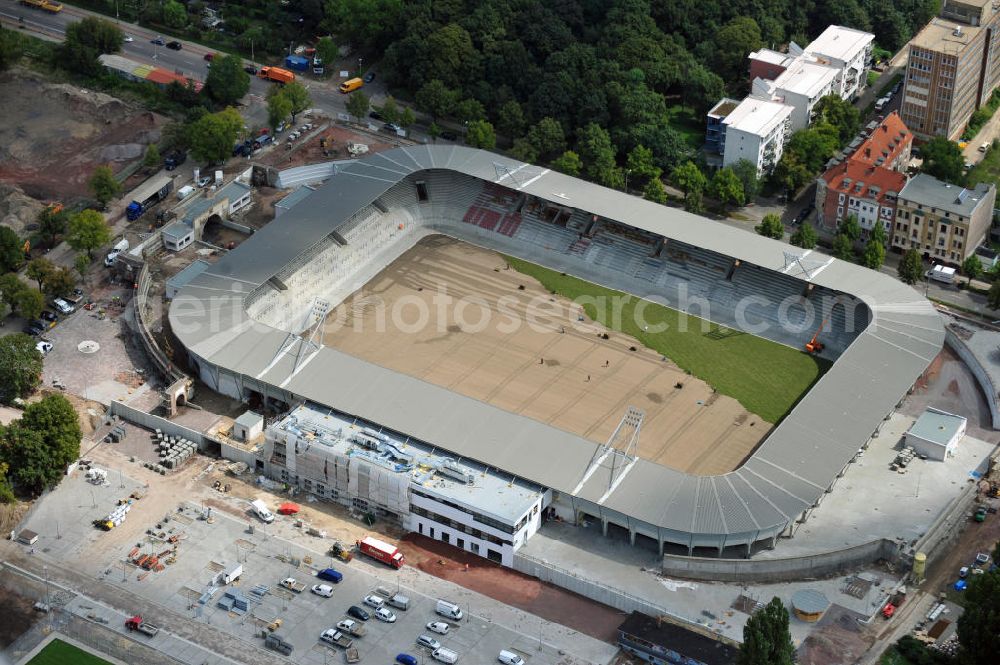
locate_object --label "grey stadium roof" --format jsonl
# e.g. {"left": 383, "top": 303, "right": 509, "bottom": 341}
{"left": 170, "top": 146, "right": 944, "bottom": 544}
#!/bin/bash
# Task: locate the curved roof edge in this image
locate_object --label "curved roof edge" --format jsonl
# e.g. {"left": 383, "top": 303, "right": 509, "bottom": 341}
{"left": 170, "top": 146, "right": 944, "bottom": 541}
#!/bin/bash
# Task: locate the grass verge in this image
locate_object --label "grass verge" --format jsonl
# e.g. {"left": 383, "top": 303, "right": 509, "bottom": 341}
{"left": 27, "top": 639, "right": 112, "bottom": 665}
{"left": 665, "top": 105, "right": 705, "bottom": 149}
{"left": 504, "top": 255, "right": 829, "bottom": 423}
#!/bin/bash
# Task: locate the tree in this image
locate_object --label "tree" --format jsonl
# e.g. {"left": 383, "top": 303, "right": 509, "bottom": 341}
{"left": 670, "top": 161, "right": 707, "bottom": 199}
{"left": 13, "top": 287, "right": 43, "bottom": 321}
{"left": 0, "top": 424, "right": 51, "bottom": 494}
{"left": 466, "top": 120, "right": 496, "bottom": 150}
{"left": 732, "top": 160, "right": 761, "bottom": 202}
{"left": 785, "top": 124, "right": 840, "bottom": 173}
{"left": 380, "top": 97, "right": 401, "bottom": 125}
{"left": 898, "top": 248, "right": 924, "bottom": 285}
{"left": 755, "top": 214, "right": 784, "bottom": 239}
{"left": 88, "top": 165, "right": 121, "bottom": 208}
{"left": 863, "top": 223, "right": 887, "bottom": 269}
{"left": 62, "top": 17, "right": 122, "bottom": 75}
{"left": 990, "top": 280, "right": 1000, "bottom": 309}
{"left": 644, "top": 178, "right": 669, "bottom": 204}
{"left": 713, "top": 17, "right": 763, "bottom": 88}
{"left": 0, "top": 461, "right": 14, "bottom": 504}
{"left": 315, "top": 37, "right": 338, "bottom": 74}
{"left": 957, "top": 569, "right": 1000, "bottom": 664}
{"left": 551, "top": 150, "right": 582, "bottom": 176}
{"left": 206, "top": 54, "right": 251, "bottom": 106}
{"left": 773, "top": 153, "right": 812, "bottom": 195}
{"left": 66, "top": 209, "right": 112, "bottom": 260}
{"left": 790, "top": 223, "right": 818, "bottom": 249}
{"left": 45, "top": 267, "right": 75, "bottom": 298}
{"left": 20, "top": 394, "right": 82, "bottom": 474}
{"left": 0, "top": 333, "right": 43, "bottom": 404}
{"left": 188, "top": 107, "right": 244, "bottom": 164}
{"left": 527, "top": 118, "right": 566, "bottom": 162}
{"left": 962, "top": 254, "right": 983, "bottom": 285}
{"left": 162, "top": 0, "right": 188, "bottom": 29}
{"left": 415, "top": 79, "right": 458, "bottom": 120}
{"left": 577, "top": 123, "right": 623, "bottom": 188}
{"left": 710, "top": 167, "right": 745, "bottom": 207}
{"left": 399, "top": 107, "right": 416, "bottom": 129}
{"left": 37, "top": 205, "right": 68, "bottom": 249}
{"left": 626, "top": 145, "right": 661, "bottom": 182}
{"left": 684, "top": 189, "right": 704, "bottom": 214}
{"left": 26, "top": 258, "right": 55, "bottom": 292}
{"left": 921, "top": 136, "right": 966, "bottom": 185}
{"left": 812, "top": 95, "right": 861, "bottom": 143}
{"left": 345, "top": 90, "right": 370, "bottom": 123}
{"left": 838, "top": 214, "right": 862, "bottom": 242}
{"left": 74, "top": 254, "right": 91, "bottom": 280}
{"left": 267, "top": 89, "right": 293, "bottom": 130}
{"left": 832, "top": 234, "right": 855, "bottom": 261}
{"left": 143, "top": 144, "right": 161, "bottom": 169}
{"left": 0, "top": 26, "right": 24, "bottom": 73}
{"left": 0, "top": 226, "right": 23, "bottom": 273}
{"left": 455, "top": 98, "right": 486, "bottom": 124}
{"left": 280, "top": 82, "right": 312, "bottom": 123}
{"left": 497, "top": 101, "right": 526, "bottom": 138}
{"left": 738, "top": 597, "right": 794, "bottom": 665}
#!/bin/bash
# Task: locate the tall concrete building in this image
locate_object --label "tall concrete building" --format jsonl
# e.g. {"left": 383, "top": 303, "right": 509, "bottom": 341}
{"left": 901, "top": 0, "right": 1000, "bottom": 140}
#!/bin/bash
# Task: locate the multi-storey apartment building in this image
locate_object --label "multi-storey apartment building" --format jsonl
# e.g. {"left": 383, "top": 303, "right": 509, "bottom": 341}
{"left": 804, "top": 25, "right": 875, "bottom": 100}
{"left": 893, "top": 174, "right": 996, "bottom": 263}
{"left": 717, "top": 97, "right": 794, "bottom": 176}
{"left": 902, "top": 0, "right": 1000, "bottom": 140}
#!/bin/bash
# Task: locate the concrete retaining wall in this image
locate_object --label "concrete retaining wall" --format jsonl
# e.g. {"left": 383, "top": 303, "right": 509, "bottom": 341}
{"left": 660, "top": 539, "right": 900, "bottom": 582}
{"left": 909, "top": 478, "right": 981, "bottom": 578}
{"left": 108, "top": 400, "right": 213, "bottom": 452}
{"left": 944, "top": 327, "right": 1000, "bottom": 429}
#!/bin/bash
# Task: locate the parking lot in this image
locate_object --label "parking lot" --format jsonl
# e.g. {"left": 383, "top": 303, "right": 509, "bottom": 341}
{"left": 14, "top": 465, "right": 610, "bottom": 665}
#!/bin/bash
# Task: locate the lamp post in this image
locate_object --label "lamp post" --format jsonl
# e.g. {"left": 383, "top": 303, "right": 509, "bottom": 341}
{"left": 357, "top": 57, "right": 364, "bottom": 76}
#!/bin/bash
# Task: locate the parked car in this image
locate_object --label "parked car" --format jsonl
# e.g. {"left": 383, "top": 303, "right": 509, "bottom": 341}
{"left": 197, "top": 175, "right": 211, "bottom": 188}
{"left": 316, "top": 568, "right": 342, "bottom": 583}
{"left": 243, "top": 65, "right": 258, "bottom": 75}
{"left": 26, "top": 320, "right": 47, "bottom": 336}
{"left": 347, "top": 605, "right": 370, "bottom": 621}
{"left": 52, "top": 298, "right": 75, "bottom": 315}
{"left": 498, "top": 651, "right": 524, "bottom": 665}
{"left": 396, "top": 655, "right": 418, "bottom": 665}
{"left": 426, "top": 621, "right": 449, "bottom": 635}
{"left": 311, "top": 584, "right": 334, "bottom": 598}
{"left": 383, "top": 122, "right": 402, "bottom": 134}
{"left": 979, "top": 142, "right": 990, "bottom": 153}
{"left": 36, "top": 341, "right": 53, "bottom": 355}
{"left": 374, "top": 607, "right": 396, "bottom": 623}
{"left": 151, "top": 36, "right": 165, "bottom": 46}
{"left": 363, "top": 71, "right": 376, "bottom": 83}
{"left": 166, "top": 41, "right": 182, "bottom": 50}
{"left": 123, "top": 35, "right": 134, "bottom": 43}
{"left": 369, "top": 110, "right": 384, "bottom": 121}
{"left": 363, "top": 594, "right": 385, "bottom": 609}
{"left": 40, "top": 310, "right": 58, "bottom": 323}
{"left": 417, "top": 635, "right": 441, "bottom": 650}
{"left": 440, "top": 131, "right": 458, "bottom": 141}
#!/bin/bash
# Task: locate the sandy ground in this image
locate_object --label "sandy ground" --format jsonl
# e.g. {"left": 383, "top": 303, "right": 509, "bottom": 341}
{"left": 398, "top": 533, "right": 625, "bottom": 643}
{"left": 320, "top": 236, "right": 764, "bottom": 475}
{"left": 0, "top": 69, "right": 164, "bottom": 205}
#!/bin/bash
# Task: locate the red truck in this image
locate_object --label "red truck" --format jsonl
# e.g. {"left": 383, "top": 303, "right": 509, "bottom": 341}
{"left": 881, "top": 589, "right": 907, "bottom": 619}
{"left": 356, "top": 536, "right": 404, "bottom": 569}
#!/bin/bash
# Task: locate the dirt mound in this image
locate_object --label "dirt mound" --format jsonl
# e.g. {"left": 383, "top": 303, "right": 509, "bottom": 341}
{"left": 0, "top": 181, "right": 45, "bottom": 235}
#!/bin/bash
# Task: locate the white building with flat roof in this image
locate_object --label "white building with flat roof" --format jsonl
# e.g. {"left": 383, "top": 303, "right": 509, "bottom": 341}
{"left": 768, "top": 59, "right": 840, "bottom": 131}
{"left": 722, "top": 97, "right": 794, "bottom": 176}
{"left": 805, "top": 25, "right": 875, "bottom": 101}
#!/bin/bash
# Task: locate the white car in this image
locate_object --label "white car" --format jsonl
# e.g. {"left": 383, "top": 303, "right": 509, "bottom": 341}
{"left": 417, "top": 635, "right": 441, "bottom": 649}
{"left": 498, "top": 650, "right": 524, "bottom": 665}
{"left": 197, "top": 175, "right": 211, "bottom": 187}
{"left": 374, "top": 607, "right": 396, "bottom": 623}
{"left": 426, "top": 621, "right": 449, "bottom": 635}
{"left": 36, "top": 341, "right": 53, "bottom": 356}
{"left": 123, "top": 35, "right": 134, "bottom": 43}
{"left": 311, "top": 584, "right": 334, "bottom": 597}
{"left": 362, "top": 594, "right": 384, "bottom": 609}
{"left": 52, "top": 298, "right": 74, "bottom": 315}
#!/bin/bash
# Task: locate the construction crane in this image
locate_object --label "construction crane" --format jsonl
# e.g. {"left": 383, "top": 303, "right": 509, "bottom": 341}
{"left": 805, "top": 316, "right": 829, "bottom": 354}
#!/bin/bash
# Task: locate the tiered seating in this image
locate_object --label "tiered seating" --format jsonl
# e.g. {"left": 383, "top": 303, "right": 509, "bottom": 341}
{"left": 568, "top": 237, "right": 591, "bottom": 255}
{"left": 496, "top": 211, "right": 522, "bottom": 237}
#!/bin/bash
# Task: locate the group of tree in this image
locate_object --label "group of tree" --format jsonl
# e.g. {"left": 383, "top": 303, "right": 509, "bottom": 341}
{"left": 0, "top": 392, "right": 82, "bottom": 501}
{"left": 266, "top": 81, "right": 312, "bottom": 129}
{"left": 920, "top": 136, "right": 968, "bottom": 186}
{"left": 62, "top": 16, "right": 122, "bottom": 76}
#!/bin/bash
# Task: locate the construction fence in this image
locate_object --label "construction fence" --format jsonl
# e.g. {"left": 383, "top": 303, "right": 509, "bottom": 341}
{"left": 108, "top": 400, "right": 215, "bottom": 452}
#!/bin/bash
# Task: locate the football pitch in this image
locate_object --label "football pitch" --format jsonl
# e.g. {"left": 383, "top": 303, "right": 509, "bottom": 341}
{"left": 27, "top": 639, "right": 112, "bottom": 665}
{"left": 504, "top": 255, "right": 830, "bottom": 423}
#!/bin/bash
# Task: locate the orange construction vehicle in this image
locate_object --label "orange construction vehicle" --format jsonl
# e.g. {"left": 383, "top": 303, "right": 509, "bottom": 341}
{"left": 258, "top": 67, "right": 295, "bottom": 84}
{"left": 804, "top": 317, "right": 827, "bottom": 354}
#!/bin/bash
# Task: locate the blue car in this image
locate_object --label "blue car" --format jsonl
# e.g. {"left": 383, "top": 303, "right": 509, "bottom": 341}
{"left": 317, "top": 568, "right": 342, "bottom": 584}
{"left": 396, "top": 655, "right": 417, "bottom": 665}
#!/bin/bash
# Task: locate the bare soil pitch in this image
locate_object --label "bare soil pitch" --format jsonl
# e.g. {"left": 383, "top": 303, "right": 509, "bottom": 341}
{"left": 321, "top": 235, "right": 765, "bottom": 475}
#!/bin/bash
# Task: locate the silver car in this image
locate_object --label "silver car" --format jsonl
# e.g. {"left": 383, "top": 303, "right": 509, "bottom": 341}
{"left": 417, "top": 635, "right": 441, "bottom": 649}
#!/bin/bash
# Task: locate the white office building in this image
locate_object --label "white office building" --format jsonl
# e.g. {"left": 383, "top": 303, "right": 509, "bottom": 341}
{"left": 260, "top": 403, "right": 548, "bottom": 567}
{"left": 804, "top": 25, "right": 875, "bottom": 101}
{"left": 722, "top": 97, "right": 794, "bottom": 176}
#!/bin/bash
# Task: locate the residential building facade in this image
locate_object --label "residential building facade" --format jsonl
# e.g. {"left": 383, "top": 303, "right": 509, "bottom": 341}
{"left": 902, "top": 0, "right": 1000, "bottom": 140}
{"left": 705, "top": 98, "right": 741, "bottom": 156}
{"left": 815, "top": 112, "right": 913, "bottom": 233}
{"left": 720, "top": 97, "right": 794, "bottom": 176}
{"left": 893, "top": 174, "right": 996, "bottom": 262}
{"left": 804, "top": 25, "right": 875, "bottom": 101}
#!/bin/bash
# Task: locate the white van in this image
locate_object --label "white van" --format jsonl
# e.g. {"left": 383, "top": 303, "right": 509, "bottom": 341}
{"left": 928, "top": 265, "right": 957, "bottom": 284}
{"left": 497, "top": 651, "right": 524, "bottom": 665}
{"left": 432, "top": 648, "right": 459, "bottom": 664}
{"left": 250, "top": 498, "right": 274, "bottom": 523}
{"left": 104, "top": 238, "right": 130, "bottom": 267}
{"left": 435, "top": 599, "right": 463, "bottom": 620}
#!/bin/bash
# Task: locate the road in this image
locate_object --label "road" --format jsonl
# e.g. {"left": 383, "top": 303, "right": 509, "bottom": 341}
{"left": 0, "top": 0, "right": 396, "bottom": 133}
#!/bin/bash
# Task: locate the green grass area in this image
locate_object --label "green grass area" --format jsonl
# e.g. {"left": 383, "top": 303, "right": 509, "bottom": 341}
{"left": 504, "top": 255, "right": 829, "bottom": 423}
{"left": 879, "top": 648, "right": 916, "bottom": 665}
{"left": 867, "top": 71, "right": 881, "bottom": 88}
{"left": 27, "top": 639, "right": 112, "bottom": 665}
{"left": 665, "top": 105, "right": 706, "bottom": 149}
{"left": 966, "top": 139, "right": 1000, "bottom": 187}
